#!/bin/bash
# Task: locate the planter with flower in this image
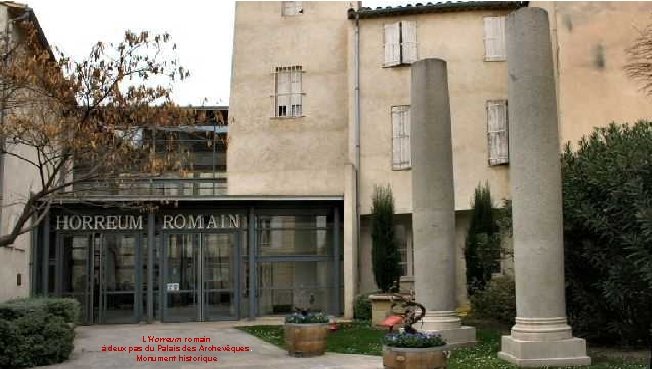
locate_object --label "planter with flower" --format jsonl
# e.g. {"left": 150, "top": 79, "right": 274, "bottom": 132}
{"left": 284, "top": 310, "right": 330, "bottom": 357}
{"left": 381, "top": 296, "right": 449, "bottom": 369}
{"left": 383, "top": 332, "right": 448, "bottom": 369}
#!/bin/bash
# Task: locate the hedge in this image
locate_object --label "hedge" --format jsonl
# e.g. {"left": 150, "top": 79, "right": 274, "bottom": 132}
{"left": 0, "top": 298, "right": 78, "bottom": 368}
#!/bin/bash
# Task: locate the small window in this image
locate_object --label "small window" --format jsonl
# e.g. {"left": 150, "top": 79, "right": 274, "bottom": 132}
{"left": 391, "top": 105, "right": 411, "bottom": 170}
{"left": 487, "top": 100, "right": 509, "bottom": 165}
{"left": 384, "top": 21, "right": 417, "bottom": 66}
{"left": 282, "top": 1, "right": 303, "bottom": 16}
{"left": 273, "top": 66, "right": 303, "bottom": 118}
{"left": 484, "top": 17, "right": 506, "bottom": 61}
{"left": 395, "top": 223, "right": 413, "bottom": 277}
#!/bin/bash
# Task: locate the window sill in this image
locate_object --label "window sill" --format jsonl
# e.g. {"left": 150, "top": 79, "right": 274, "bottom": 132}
{"left": 382, "top": 62, "right": 413, "bottom": 68}
{"left": 270, "top": 115, "right": 306, "bottom": 120}
{"left": 488, "top": 161, "right": 509, "bottom": 167}
{"left": 391, "top": 167, "right": 411, "bottom": 171}
{"left": 484, "top": 57, "right": 506, "bottom": 62}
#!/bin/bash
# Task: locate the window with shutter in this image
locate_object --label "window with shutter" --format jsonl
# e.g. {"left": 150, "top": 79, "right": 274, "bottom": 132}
{"left": 484, "top": 17, "right": 506, "bottom": 61}
{"left": 391, "top": 105, "right": 411, "bottom": 170}
{"left": 487, "top": 100, "right": 509, "bottom": 165}
{"left": 274, "top": 66, "right": 303, "bottom": 118}
{"left": 384, "top": 22, "right": 401, "bottom": 66}
{"left": 401, "top": 21, "right": 417, "bottom": 64}
{"left": 384, "top": 21, "right": 418, "bottom": 66}
{"left": 282, "top": 1, "right": 303, "bottom": 16}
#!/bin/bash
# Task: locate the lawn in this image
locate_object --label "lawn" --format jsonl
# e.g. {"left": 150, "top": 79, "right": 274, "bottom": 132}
{"left": 237, "top": 321, "right": 649, "bottom": 369}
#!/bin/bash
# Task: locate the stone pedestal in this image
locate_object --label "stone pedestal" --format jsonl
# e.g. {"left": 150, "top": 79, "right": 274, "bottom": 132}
{"left": 497, "top": 8, "right": 589, "bottom": 367}
{"left": 410, "top": 59, "right": 475, "bottom": 348}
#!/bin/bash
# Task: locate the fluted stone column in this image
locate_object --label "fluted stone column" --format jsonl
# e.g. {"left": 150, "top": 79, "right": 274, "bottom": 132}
{"left": 497, "top": 8, "right": 590, "bottom": 367}
{"left": 411, "top": 59, "right": 475, "bottom": 347}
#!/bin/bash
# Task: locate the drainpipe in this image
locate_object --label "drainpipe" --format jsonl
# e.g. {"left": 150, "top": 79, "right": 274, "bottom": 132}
{"left": 354, "top": 11, "right": 361, "bottom": 296}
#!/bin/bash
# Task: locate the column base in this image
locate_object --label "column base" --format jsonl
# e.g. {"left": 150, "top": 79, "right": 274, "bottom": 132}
{"left": 498, "top": 317, "right": 590, "bottom": 367}
{"left": 417, "top": 311, "right": 476, "bottom": 347}
{"left": 498, "top": 336, "right": 591, "bottom": 367}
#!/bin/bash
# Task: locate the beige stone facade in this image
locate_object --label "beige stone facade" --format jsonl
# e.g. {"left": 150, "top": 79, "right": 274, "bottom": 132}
{"left": 228, "top": 1, "right": 652, "bottom": 316}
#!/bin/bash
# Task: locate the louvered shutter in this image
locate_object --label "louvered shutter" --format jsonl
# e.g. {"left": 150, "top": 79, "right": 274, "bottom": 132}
{"left": 384, "top": 23, "right": 401, "bottom": 66}
{"left": 392, "top": 106, "right": 411, "bottom": 170}
{"left": 392, "top": 107, "right": 401, "bottom": 168}
{"left": 402, "top": 107, "right": 411, "bottom": 168}
{"left": 484, "top": 17, "right": 506, "bottom": 60}
{"left": 401, "top": 21, "right": 417, "bottom": 64}
{"left": 487, "top": 101, "right": 509, "bottom": 165}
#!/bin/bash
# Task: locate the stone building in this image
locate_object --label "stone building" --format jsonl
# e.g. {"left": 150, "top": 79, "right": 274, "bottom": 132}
{"left": 1, "top": 2, "right": 651, "bottom": 345}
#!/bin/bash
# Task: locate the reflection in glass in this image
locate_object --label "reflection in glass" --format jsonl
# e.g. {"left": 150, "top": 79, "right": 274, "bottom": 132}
{"left": 257, "top": 261, "right": 334, "bottom": 315}
{"left": 165, "top": 234, "right": 198, "bottom": 322}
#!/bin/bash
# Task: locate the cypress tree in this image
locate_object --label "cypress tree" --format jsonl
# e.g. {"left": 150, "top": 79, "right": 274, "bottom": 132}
{"left": 371, "top": 184, "right": 401, "bottom": 293}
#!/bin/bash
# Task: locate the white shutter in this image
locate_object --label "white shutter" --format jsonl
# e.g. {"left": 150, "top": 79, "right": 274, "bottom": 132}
{"left": 401, "top": 21, "right": 417, "bottom": 64}
{"left": 392, "top": 107, "right": 402, "bottom": 168}
{"left": 402, "top": 107, "right": 411, "bottom": 168}
{"left": 487, "top": 101, "right": 509, "bottom": 165}
{"left": 392, "top": 106, "right": 411, "bottom": 170}
{"left": 384, "top": 23, "right": 401, "bottom": 66}
{"left": 484, "top": 17, "right": 506, "bottom": 61}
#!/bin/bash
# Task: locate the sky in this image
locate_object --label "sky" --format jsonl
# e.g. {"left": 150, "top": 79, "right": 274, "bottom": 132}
{"left": 24, "top": 0, "right": 401, "bottom": 107}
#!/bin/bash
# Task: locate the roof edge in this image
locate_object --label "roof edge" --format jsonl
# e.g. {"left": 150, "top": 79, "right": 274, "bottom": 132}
{"left": 348, "top": 1, "right": 528, "bottom": 19}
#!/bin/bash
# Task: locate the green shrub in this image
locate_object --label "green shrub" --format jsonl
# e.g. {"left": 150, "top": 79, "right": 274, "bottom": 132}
{"left": 353, "top": 294, "right": 372, "bottom": 321}
{"left": 0, "top": 298, "right": 76, "bottom": 368}
{"left": 562, "top": 121, "right": 652, "bottom": 346}
{"left": 465, "top": 183, "right": 504, "bottom": 296}
{"left": 470, "top": 275, "right": 516, "bottom": 326}
{"left": 371, "top": 184, "right": 401, "bottom": 293}
{"left": 1, "top": 298, "right": 80, "bottom": 324}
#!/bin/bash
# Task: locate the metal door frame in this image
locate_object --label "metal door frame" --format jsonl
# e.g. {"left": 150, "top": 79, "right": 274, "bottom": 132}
{"left": 161, "top": 230, "right": 240, "bottom": 322}
{"left": 55, "top": 231, "right": 142, "bottom": 325}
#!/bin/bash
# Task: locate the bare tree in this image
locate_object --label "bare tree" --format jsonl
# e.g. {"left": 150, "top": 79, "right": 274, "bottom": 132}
{"left": 0, "top": 18, "right": 201, "bottom": 248}
{"left": 625, "top": 23, "right": 652, "bottom": 95}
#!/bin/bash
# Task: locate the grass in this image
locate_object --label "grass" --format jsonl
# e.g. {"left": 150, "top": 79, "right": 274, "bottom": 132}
{"left": 237, "top": 321, "right": 650, "bottom": 369}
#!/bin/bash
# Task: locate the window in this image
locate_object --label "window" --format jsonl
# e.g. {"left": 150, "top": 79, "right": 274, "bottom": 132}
{"left": 391, "top": 105, "right": 411, "bottom": 170}
{"left": 484, "top": 17, "right": 506, "bottom": 61}
{"left": 274, "top": 66, "right": 303, "bottom": 118}
{"left": 282, "top": 1, "right": 302, "bottom": 16}
{"left": 384, "top": 21, "right": 417, "bottom": 66}
{"left": 395, "top": 223, "right": 413, "bottom": 277}
{"left": 487, "top": 100, "right": 509, "bottom": 165}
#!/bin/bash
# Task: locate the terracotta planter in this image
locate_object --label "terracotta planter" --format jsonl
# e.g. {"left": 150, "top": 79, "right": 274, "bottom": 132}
{"left": 383, "top": 345, "right": 449, "bottom": 369}
{"left": 284, "top": 322, "right": 329, "bottom": 357}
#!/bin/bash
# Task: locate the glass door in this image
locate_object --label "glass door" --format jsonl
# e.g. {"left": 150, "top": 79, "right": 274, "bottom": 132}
{"left": 60, "top": 234, "right": 92, "bottom": 324}
{"left": 163, "top": 234, "right": 199, "bottom": 322}
{"left": 162, "top": 232, "right": 238, "bottom": 322}
{"left": 203, "top": 233, "right": 237, "bottom": 320}
{"left": 100, "top": 233, "right": 139, "bottom": 324}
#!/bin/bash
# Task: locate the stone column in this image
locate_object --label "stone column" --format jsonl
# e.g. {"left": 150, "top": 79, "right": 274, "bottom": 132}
{"left": 411, "top": 58, "right": 475, "bottom": 347}
{"left": 497, "top": 8, "right": 590, "bottom": 367}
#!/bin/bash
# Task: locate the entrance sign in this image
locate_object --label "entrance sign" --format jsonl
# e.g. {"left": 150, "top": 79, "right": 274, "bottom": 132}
{"left": 56, "top": 215, "right": 143, "bottom": 231}
{"left": 55, "top": 213, "right": 242, "bottom": 231}
{"left": 162, "top": 214, "right": 240, "bottom": 230}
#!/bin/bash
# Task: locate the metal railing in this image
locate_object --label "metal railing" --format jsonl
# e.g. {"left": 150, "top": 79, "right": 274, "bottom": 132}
{"left": 63, "top": 172, "right": 228, "bottom": 198}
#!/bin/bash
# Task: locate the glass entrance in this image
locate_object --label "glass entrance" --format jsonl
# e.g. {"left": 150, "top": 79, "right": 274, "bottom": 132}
{"left": 163, "top": 232, "right": 238, "bottom": 322}
{"left": 59, "top": 233, "right": 141, "bottom": 324}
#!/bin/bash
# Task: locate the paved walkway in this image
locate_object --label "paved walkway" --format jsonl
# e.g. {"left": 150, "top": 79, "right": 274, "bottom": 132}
{"left": 38, "top": 320, "right": 382, "bottom": 369}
